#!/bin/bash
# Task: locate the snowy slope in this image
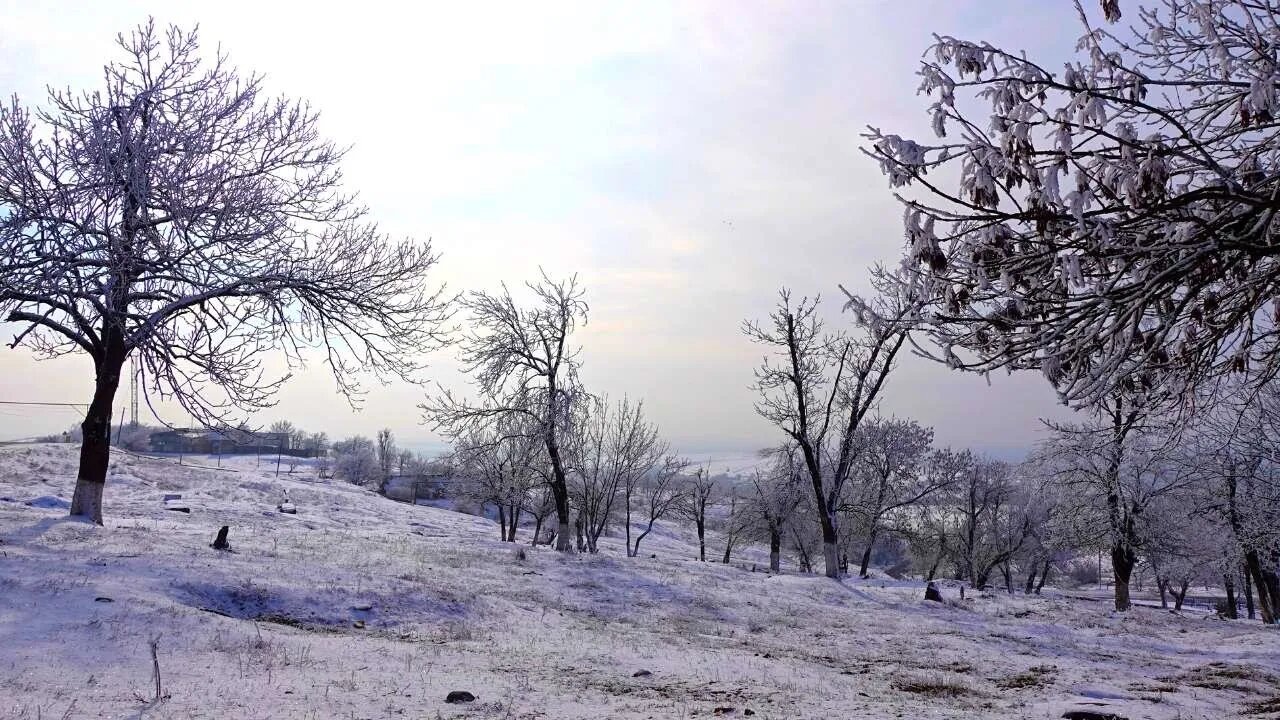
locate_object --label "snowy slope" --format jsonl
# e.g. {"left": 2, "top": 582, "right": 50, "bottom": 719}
{"left": 1, "top": 444, "right": 1277, "bottom": 719}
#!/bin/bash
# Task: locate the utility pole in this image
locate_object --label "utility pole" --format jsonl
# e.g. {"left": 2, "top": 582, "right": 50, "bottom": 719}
{"left": 129, "top": 357, "right": 139, "bottom": 426}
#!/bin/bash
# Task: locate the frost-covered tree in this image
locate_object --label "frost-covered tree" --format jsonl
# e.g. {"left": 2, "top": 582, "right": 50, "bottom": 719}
{"left": 332, "top": 435, "right": 380, "bottom": 488}
{"left": 1038, "top": 405, "right": 1198, "bottom": 610}
{"left": 867, "top": 0, "right": 1280, "bottom": 407}
{"left": 451, "top": 421, "right": 539, "bottom": 542}
{"left": 423, "top": 273, "right": 588, "bottom": 552}
{"left": 681, "top": 465, "right": 719, "bottom": 562}
{"left": 846, "top": 417, "right": 939, "bottom": 577}
{"left": 744, "top": 286, "right": 913, "bottom": 578}
{"left": 1182, "top": 381, "right": 1280, "bottom": 622}
{"left": 567, "top": 395, "right": 669, "bottom": 554}
{"left": 627, "top": 456, "right": 689, "bottom": 558}
{"left": 749, "top": 447, "right": 807, "bottom": 573}
{"left": 0, "top": 23, "right": 450, "bottom": 523}
{"left": 376, "top": 428, "right": 398, "bottom": 480}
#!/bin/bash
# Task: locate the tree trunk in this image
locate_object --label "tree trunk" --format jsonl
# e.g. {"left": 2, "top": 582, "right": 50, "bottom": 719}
{"left": 497, "top": 503, "right": 508, "bottom": 541}
{"left": 1244, "top": 549, "right": 1276, "bottom": 624}
{"left": 531, "top": 515, "right": 544, "bottom": 547}
{"left": 1244, "top": 564, "right": 1256, "bottom": 619}
{"left": 857, "top": 526, "right": 877, "bottom": 578}
{"left": 1173, "top": 579, "right": 1189, "bottom": 612}
{"left": 625, "top": 496, "right": 633, "bottom": 558}
{"left": 546, "top": 425, "right": 574, "bottom": 553}
{"left": 1001, "top": 562, "right": 1013, "bottom": 595}
{"left": 696, "top": 517, "right": 706, "bottom": 561}
{"left": 769, "top": 528, "right": 781, "bottom": 573}
{"left": 1157, "top": 578, "right": 1169, "bottom": 609}
{"left": 1111, "top": 542, "right": 1136, "bottom": 612}
{"left": 722, "top": 539, "right": 733, "bottom": 564}
{"left": 71, "top": 353, "right": 127, "bottom": 525}
{"left": 1223, "top": 574, "right": 1237, "bottom": 619}
{"left": 1024, "top": 565, "right": 1038, "bottom": 595}
{"left": 1034, "top": 559, "right": 1050, "bottom": 594}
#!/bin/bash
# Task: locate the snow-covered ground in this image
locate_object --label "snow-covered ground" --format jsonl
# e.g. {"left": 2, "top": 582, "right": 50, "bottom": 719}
{"left": 1, "top": 444, "right": 1277, "bottom": 719}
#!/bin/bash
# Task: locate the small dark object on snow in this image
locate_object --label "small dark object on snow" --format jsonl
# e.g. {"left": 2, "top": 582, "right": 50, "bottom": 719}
{"left": 743, "top": 710, "right": 755, "bottom": 717}
{"left": 960, "top": 585, "right": 966, "bottom": 600}
{"left": 1062, "top": 712, "right": 1128, "bottom": 720}
{"left": 166, "top": 506, "right": 190, "bottom": 513}
{"left": 632, "top": 669, "right": 652, "bottom": 678}
{"left": 925, "top": 581, "right": 943, "bottom": 602}
{"left": 277, "top": 502, "right": 297, "bottom": 514}
{"left": 211, "top": 526, "right": 230, "bottom": 551}
{"left": 352, "top": 620, "right": 365, "bottom": 629}
{"left": 714, "top": 707, "right": 736, "bottom": 716}
{"left": 445, "top": 691, "right": 475, "bottom": 703}
{"left": 94, "top": 596, "right": 113, "bottom": 603}
{"left": 162, "top": 493, "right": 182, "bottom": 501}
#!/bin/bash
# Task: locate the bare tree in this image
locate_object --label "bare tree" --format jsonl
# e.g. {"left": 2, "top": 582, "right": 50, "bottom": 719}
{"left": 332, "top": 435, "right": 380, "bottom": 488}
{"left": 0, "top": 23, "right": 450, "bottom": 523}
{"left": 423, "top": 273, "right": 587, "bottom": 552}
{"left": 682, "top": 465, "right": 719, "bottom": 562}
{"left": 744, "top": 286, "right": 911, "bottom": 578}
{"left": 866, "top": 1, "right": 1280, "bottom": 407}
{"left": 1038, "top": 404, "right": 1199, "bottom": 610}
{"left": 749, "top": 447, "right": 806, "bottom": 572}
{"left": 568, "top": 396, "right": 667, "bottom": 553}
{"left": 846, "top": 417, "right": 938, "bottom": 577}
{"left": 376, "top": 428, "right": 398, "bottom": 482}
{"left": 452, "top": 422, "right": 539, "bottom": 542}
{"left": 628, "top": 457, "right": 689, "bottom": 558}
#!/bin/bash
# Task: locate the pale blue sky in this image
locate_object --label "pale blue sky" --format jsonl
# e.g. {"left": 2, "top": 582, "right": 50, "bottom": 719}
{"left": 0, "top": 1, "right": 1088, "bottom": 462}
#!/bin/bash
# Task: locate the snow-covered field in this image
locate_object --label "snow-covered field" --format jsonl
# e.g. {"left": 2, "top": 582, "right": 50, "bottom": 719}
{"left": 1, "top": 444, "right": 1277, "bottom": 719}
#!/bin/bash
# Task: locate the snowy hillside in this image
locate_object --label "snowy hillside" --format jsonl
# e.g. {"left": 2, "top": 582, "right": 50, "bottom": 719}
{"left": 1, "top": 444, "right": 1277, "bottom": 719}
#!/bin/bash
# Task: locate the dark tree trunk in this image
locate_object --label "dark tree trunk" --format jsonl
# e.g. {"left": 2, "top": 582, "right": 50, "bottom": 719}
{"left": 1034, "top": 559, "right": 1050, "bottom": 594}
{"left": 531, "top": 515, "right": 544, "bottom": 547}
{"left": 1157, "top": 577, "right": 1169, "bottom": 609}
{"left": 1244, "top": 549, "right": 1277, "bottom": 624}
{"left": 545, "top": 424, "right": 574, "bottom": 553}
{"left": 1024, "top": 565, "right": 1038, "bottom": 595}
{"left": 71, "top": 350, "right": 127, "bottom": 525}
{"left": 625, "top": 496, "right": 633, "bottom": 557}
{"left": 696, "top": 517, "right": 706, "bottom": 562}
{"left": 858, "top": 527, "right": 877, "bottom": 578}
{"left": 1223, "top": 575, "right": 1238, "bottom": 619}
{"left": 1173, "top": 579, "right": 1190, "bottom": 612}
{"left": 497, "top": 503, "right": 508, "bottom": 541}
{"left": 769, "top": 527, "right": 781, "bottom": 573}
{"left": 1111, "top": 542, "right": 1137, "bottom": 612}
{"left": 1001, "top": 562, "right": 1013, "bottom": 594}
{"left": 1244, "top": 564, "right": 1256, "bottom": 619}
{"left": 722, "top": 539, "right": 733, "bottom": 564}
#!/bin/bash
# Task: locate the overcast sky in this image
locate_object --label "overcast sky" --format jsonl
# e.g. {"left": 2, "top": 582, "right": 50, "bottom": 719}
{"left": 0, "top": 1, "right": 1090, "bottom": 466}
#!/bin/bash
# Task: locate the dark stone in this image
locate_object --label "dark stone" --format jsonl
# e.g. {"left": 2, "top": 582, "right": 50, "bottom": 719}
{"left": 1062, "top": 712, "right": 1128, "bottom": 720}
{"left": 744, "top": 711, "right": 755, "bottom": 717}
{"left": 277, "top": 503, "right": 297, "bottom": 514}
{"left": 632, "top": 669, "right": 652, "bottom": 678}
{"left": 925, "top": 581, "right": 943, "bottom": 602}
{"left": 713, "top": 707, "right": 736, "bottom": 716}
{"left": 94, "top": 596, "right": 113, "bottom": 603}
{"left": 211, "top": 526, "right": 230, "bottom": 551}
{"left": 163, "top": 494, "right": 182, "bottom": 501}
{"left": 166, "top": 506, "right": 190, "bottom": 513}
{"left": 445, "top": 691, "right": 475, "bottom": 703}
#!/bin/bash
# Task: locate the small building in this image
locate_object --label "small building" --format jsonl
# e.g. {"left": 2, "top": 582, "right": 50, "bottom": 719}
{"left": 382, "top": 472, "right": 451, "bottom": 503}
{"left": 149, "top": 428, "right": 291, "bottom": 455}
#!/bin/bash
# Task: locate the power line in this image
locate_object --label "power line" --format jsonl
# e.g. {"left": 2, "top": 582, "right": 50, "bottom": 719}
{"left": 0, "top": 401, "right": 86, "bottom": 407}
